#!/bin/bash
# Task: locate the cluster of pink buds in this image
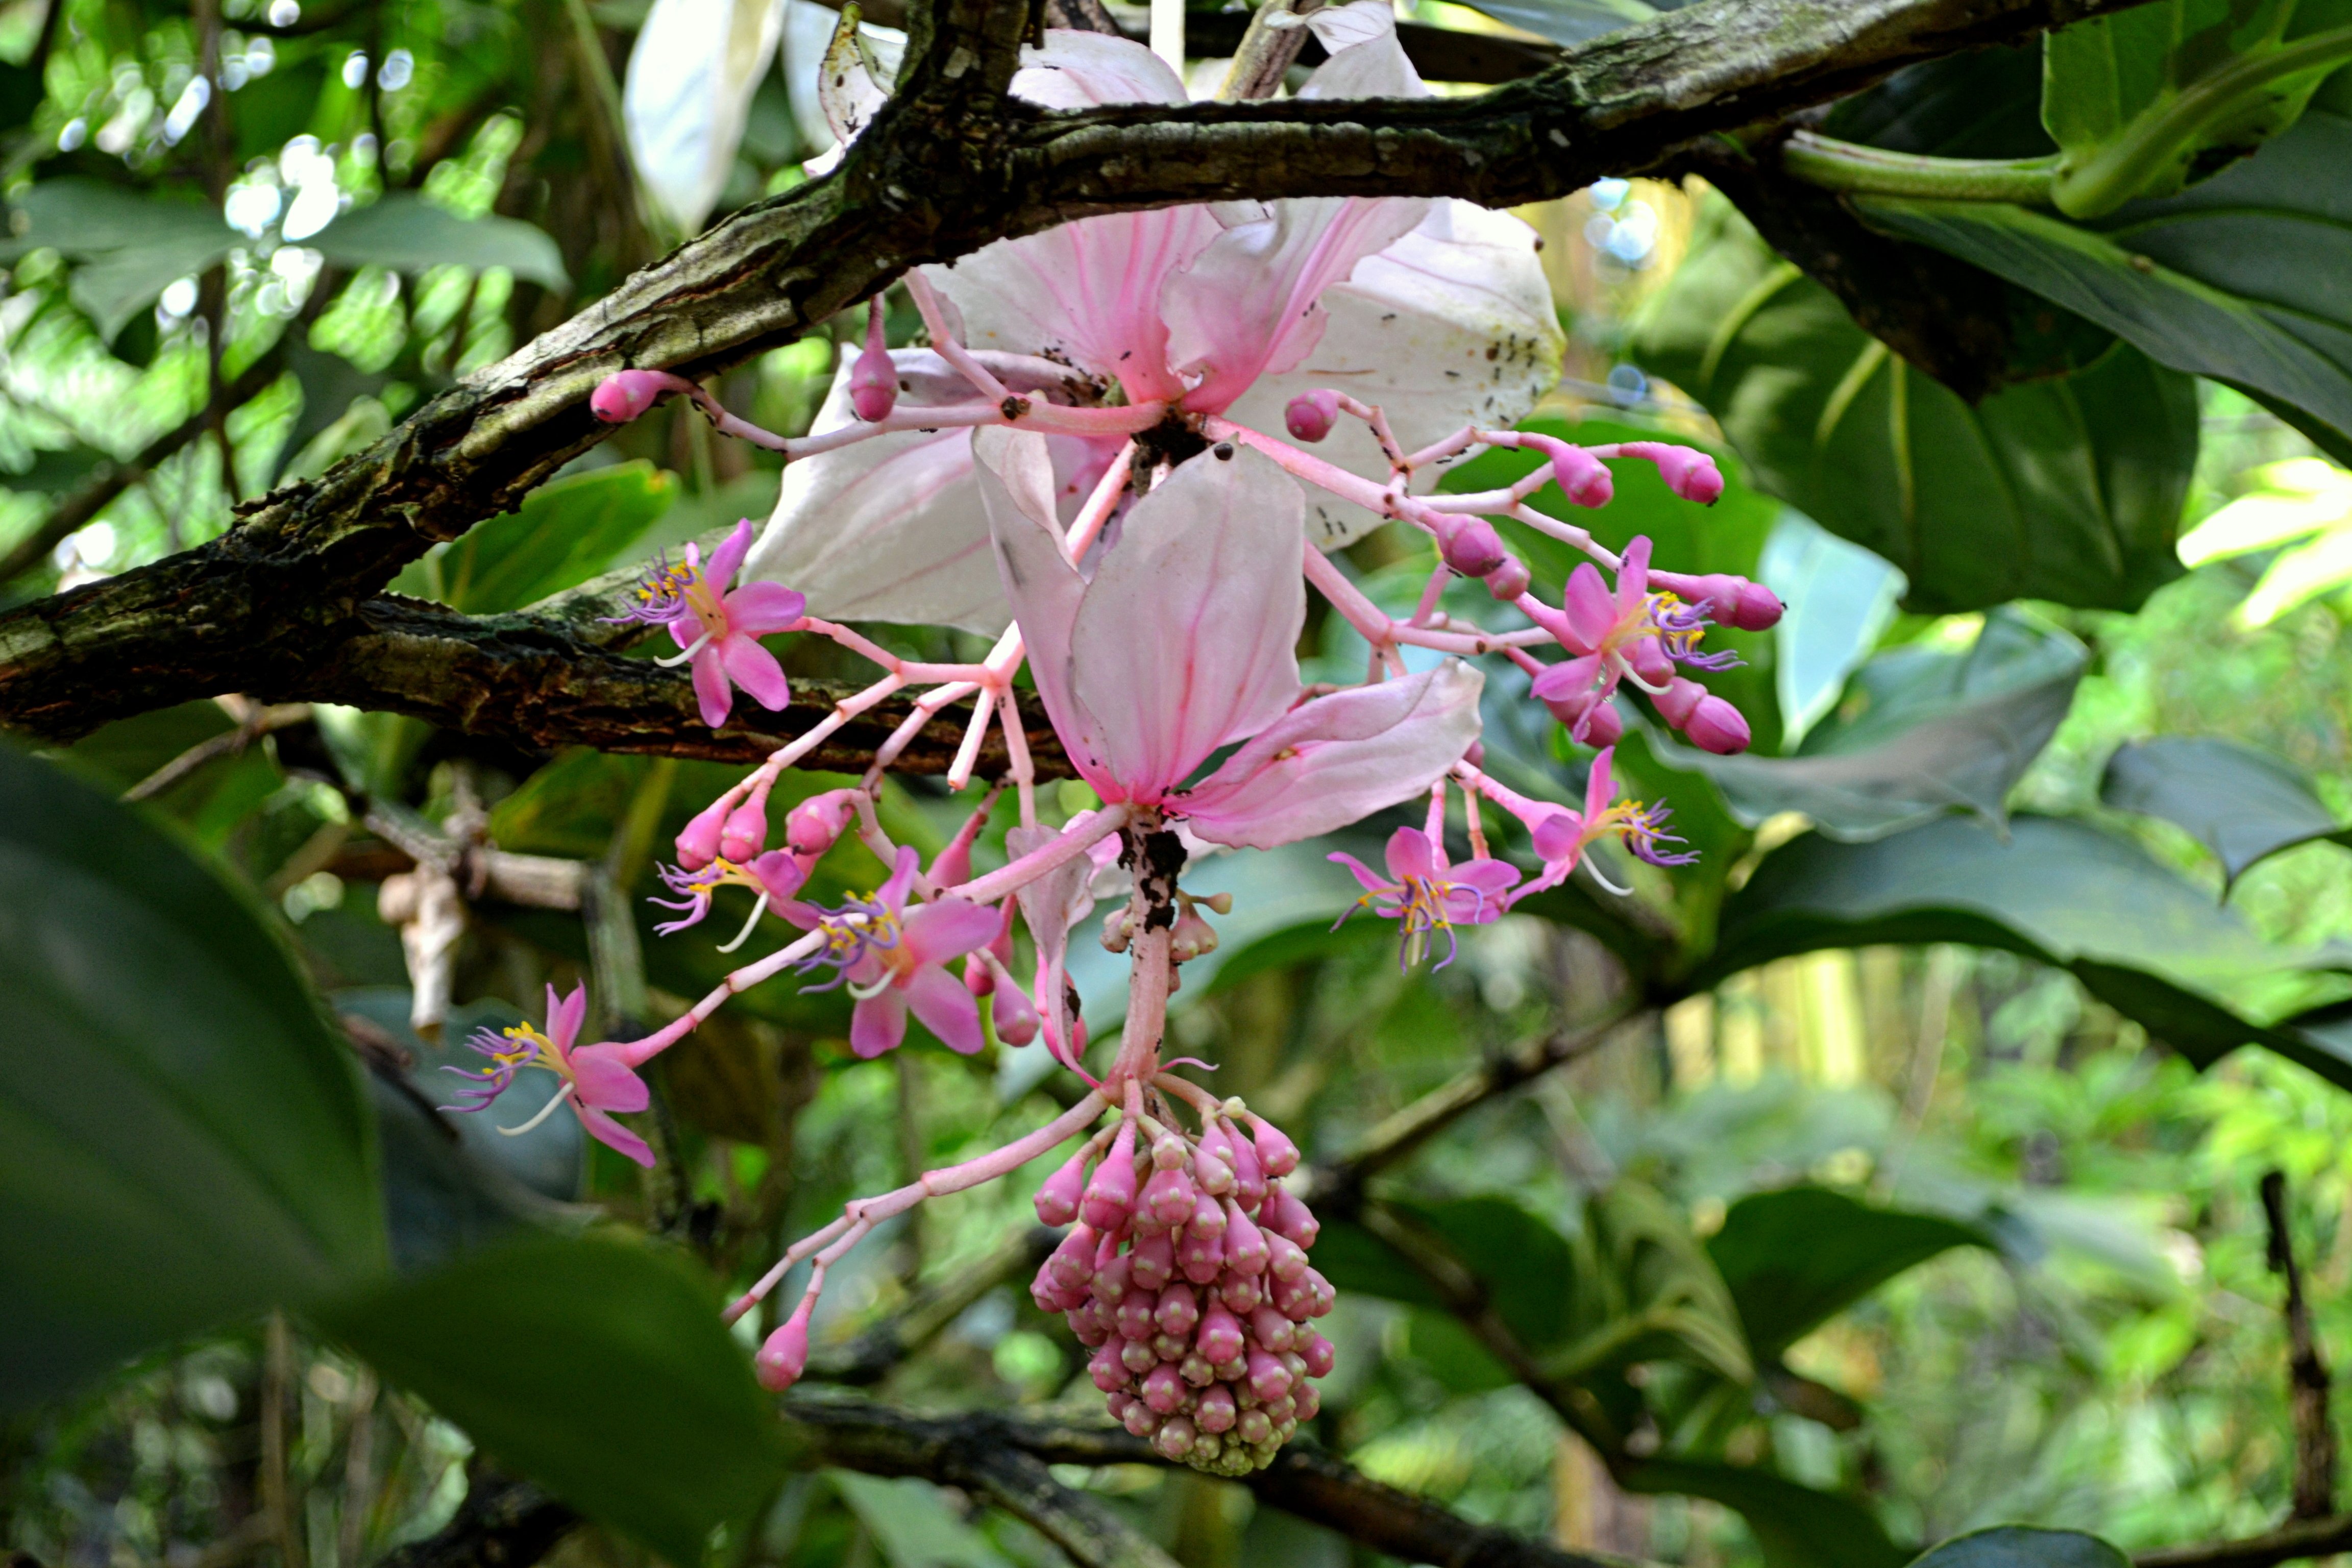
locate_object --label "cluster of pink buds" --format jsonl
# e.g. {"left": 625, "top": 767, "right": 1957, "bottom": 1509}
{"left": 1030, "top": 1094, "right": 1331, "bottom": 1476}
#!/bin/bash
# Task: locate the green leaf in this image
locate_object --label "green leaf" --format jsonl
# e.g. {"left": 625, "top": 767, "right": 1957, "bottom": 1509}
{"left": 321, "top": 1232, "right": 789, "bottom": 1563}
{"left": 1392, "top": 1195, "right": 1580, "bottom": 1351}
{"left": 1906, "top": 1527, "right": 2130, "bottom": 1568}
{"left": 2, "top": 180, "right": 241, "bottom": 338}
{"left": 1620, "top": 1458, "right": 1907, "bottom": 1568}
{"left": 2100, "top": 735, "right": 2349, "bottom": 889}
{"left": 1556, "top": 1180, "right": 1753, "bottom": 1386}
{"left": 1634, "top": 198, "right": 2197, "bottom": 614}
{"left": 1443, "top": 0, "right": 1653, "bottom": 46}
{"left": 1706, "top": 1187, "right": 1991, "bottom": 1358}
{"left": 1761, "top": 513, "right": 1905, "bottom": 747}
{"left": 1645, "top": 609, "right": 2085, "bottom": 841}
{"left": 2042, "top": 0, "right": 2352, "bottom": 217}
{"left": 1823, "top": 41, "right": 2055, "bottom": 160}
{"left": 307, "top": 193, "right": 571, "bottom": 290}
{"left": 1859, "top": 108, "right": 2352, "bottom": 459}
{"left": 1700, "top": 813, "right": 2352, "bottom": 1087}
{"left": 405, "top": 462, "right": 679, "bottom": 615}
{"left": 830, "top": 1473, "right": 1012, "bottom": 1568}
{"left": 0, "top": 743, "right": 385, "bottom": 1412}
{"left": 2, "top": 445, "right": 110, "bottom": 495}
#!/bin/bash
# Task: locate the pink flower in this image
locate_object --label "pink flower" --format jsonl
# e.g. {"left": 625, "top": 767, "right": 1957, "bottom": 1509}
{"left": 608, "top": 517, "right": 806, "bottom": 729}
{"left": 784, "top": 846, "right": 1002, "bottom": 1058}
{"left": 1330, "top": 826, "right": 1520, "bottom": 969}
{"left": 440, "top": 984, "right": 654, "bottom": 1167}
{"left": 973, "top": 428, "right": 1483, "bottom": 850}
{"left": 1518, "top": 747, "right": 1695, "bottom": 901}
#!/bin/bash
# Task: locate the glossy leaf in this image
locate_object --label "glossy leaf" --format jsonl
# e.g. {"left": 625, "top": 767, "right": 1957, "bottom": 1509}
{"left": 1760, "top": 513, "right": 1905, "bottom": 747}
{"left": 1906, "top": 1528, "right": 2130, "bottom": 1568}
{"left": 1822, "top": 40, "right": 2054, "bottom": 159}
{"left": 399, "top": 461, "right": 679, "bottom": 615}
{"left": 2042, "top": 0, "right": 2352, "bottom": 217}
{"left": 307, "top": 193, "right": 571, "bottom": 290}
{"left": 1859, "top": 109, "right": 2352, "bottom": 459}
{"left": 2100, "top": 736, "right": 2350, "bottom": 889}
{"left": 1707, "top": 1186, "right": 1991, "bottom": 1357}
{"left": 1621, "top": 1458, "right": 1908, "bottom": 1568}
{"left": 0, "top": 744, "right": 385, "bottom": 1412}
{"left": 321, "top": 1232, "right": 789, "bottom": 1563}
{"left": 1647, "top": 609, "right": 2085, "bottom": 841}
{"left": 1701, "top": 813, "right": 2352, "bottom": 1088}
{"left": 1635, "top": 199, "right": 2197, "bottom": 614}
{"left": 2, "top": 180, "right": 240, "bottom": 337}
{"left": 831, "top": 1473, "right": 1011, "bottom": 1568}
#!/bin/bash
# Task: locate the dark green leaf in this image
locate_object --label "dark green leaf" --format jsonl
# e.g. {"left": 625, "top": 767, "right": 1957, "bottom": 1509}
{"left": 307, "top": 193, "right": 571, "bottom": 290}
{"left": 1392, "top": 1195, "right": 1580, "bottom": 1350}
{"left": 0, "top": 743, "right": 385, "bottom": 1412}
{"left": 1760, "top": 513, "right": 1904, "bottom": 747}
{"left": 321, "top": 1232, "right": 790, "bottom": 1563}
{"left": 1706, "top": 1186, "right": 1991, "bottom": 1357}
{"left": 1906, "top": 1527, "right": 2130, "bottom": 1568}
{"left": 1700, "top": 814, "right": 2352, "bottom": 1087}
{"left": 1633, "top": 199, "right": 2197, "bottom": 614}
{"left": 1646, "top": 609, "right": 2084, "bottom": 841}
{"left": 1860, "top": 109, "right": 2352, "bottom": 458}
{"left": 1822, "top": 42, "right": 2054, "bottom": 160}
{"left": 1306, "top": 1219, "right": 1443, "bottom": 1308}
{"left": 3, "top": 445, "right": 109, "bottom": 494}
{"left": 409, "top": 461, "right": 679, "bottom": 615}
{"left": 3, "top": 180, "right": 241, "bottom": 337}
{"left": 2101, "top": 735, "right": 2350, "bottom": 888}
{"left": 1620, "top": 1458, "right": 1907, "bottom": 1568}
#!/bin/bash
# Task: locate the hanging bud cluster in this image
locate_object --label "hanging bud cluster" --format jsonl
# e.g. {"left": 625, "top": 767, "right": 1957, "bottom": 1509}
{"left": 1030, "top": 1101, "right": 1332, "bottom": 1476}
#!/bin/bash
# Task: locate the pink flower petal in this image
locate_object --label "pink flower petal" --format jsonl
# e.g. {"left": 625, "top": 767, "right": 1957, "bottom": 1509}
{"left": 1069, "top": 446, "right": 1306, "bottom": 797}
{"left": 1530, "top": 654, "right": 1601, "bottom": 702}
{"left": 691, "top": 649, "right": 734, "bottom": 729}
{"left": 723, "top": 581, "right": 806, "bottom": 634}
{"left": 1584, "top": 746, "right": 1617, "bottom": 821}
{"left": 904, "top": 963, "right": 986, "bottom": 1055}
{"left": 749, "top": 850, "right": 808, "bottom": 901}
{"left": 707, "top": 517, "right": 756, "bottom": 587}
{"left": 1453, "top": 859, "right": 1522, "bottom": 897}
{"left": 570, "top": 1044, "right": 651, "bottom": 1112}
{"left": 1617, "top": 536, "right": 1652, "bottom": 610}
{"left": 878, "top": 844, "right": 920, "bottom": 912}
{"left": 1384, "top": 826, "right": 1440, "bottom": 883}
{"left": 1561, "top": 564, "right": 1618, "bottom": 650}
{"left": 1179, "top": 662, "right": 1483, "bottom": 849}
{"left": 902, "top": 897, "right": 1002, "bottom": 968}
{"left": 578, "top": 1105, "right": 655, "bottom": 1167}
{"left": 719, "top": 633, "right": 790, "bottom": 712}
{"left": 545, "top": 983, "right": 586, "bottom": 1055}
{"left": 1327, "top": 851, "right": 1391, "bottom": 896}
{"left": 851, "top": 990, "right": 909, "bottom": 1058}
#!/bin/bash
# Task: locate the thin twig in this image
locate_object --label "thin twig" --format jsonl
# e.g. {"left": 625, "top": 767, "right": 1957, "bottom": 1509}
{"left": 804, "top": 1228, "right": 1056, "bottom": 1384}
{"left": 2135, "top": 1515, "right": 2352, "bottom": 1568}
{"left": 2263, "top": 1170, "right": 2337, "bottom": 1520}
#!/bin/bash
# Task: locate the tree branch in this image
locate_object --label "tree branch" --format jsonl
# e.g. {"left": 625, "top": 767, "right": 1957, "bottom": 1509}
{"left": 786, "top": 1394, "right": 1628, "bottom": 1568}
{"left": 370, "top": 1473, "right": 577, "bottom": 1568}
{"left": 0, "top": 0, "right": 2161, "bottom": 748}
{"left": 2263, "top": 1170, "right": 2337, "bottom": 1521}
{"left": 2135, "top": 1515, "right": 2352, "bottom": 1568}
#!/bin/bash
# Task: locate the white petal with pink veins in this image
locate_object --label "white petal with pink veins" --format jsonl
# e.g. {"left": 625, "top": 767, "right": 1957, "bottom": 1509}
{"left": 1222, "top": 198, "right": 1566, "bottom": 550}
{"left": 1069, "top": 446, "right": 1308, "bottom": 798}
{"left": 1296, "top": 0, "right": 1426, "bottom": 100}
{"left": 1012, "top": 28, "right": 1190, "bottom": 107}
{"left": 740, "top": 354, "right": 1008, "bottom": 633}
{"left": 622, "top": 0, "right": 786, "bottom": 233}
{"left": 971, "top": 427, "right": 1109, "bottom": 787}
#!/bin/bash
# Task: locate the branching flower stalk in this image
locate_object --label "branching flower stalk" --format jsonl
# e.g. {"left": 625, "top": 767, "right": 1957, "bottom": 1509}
{"left": 453, "top": 4, "right": 1807, "bottom": 1476}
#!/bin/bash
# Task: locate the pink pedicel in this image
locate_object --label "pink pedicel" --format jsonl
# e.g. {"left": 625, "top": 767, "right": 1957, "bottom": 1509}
{"left": 590, "top": 368, "right": 676, "bottom": 423}
{"left": 848, "top": 296, "right": 898, "bottom": 423}
{"left": 1285, "top": 389, "right": 1341, "bottom": 443}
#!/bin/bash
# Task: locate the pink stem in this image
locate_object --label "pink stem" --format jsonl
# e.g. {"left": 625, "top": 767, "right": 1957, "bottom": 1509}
{"left": 903, "top": 270, "right": 1012, "bottom": 402}
{"left": 1109, "top": 922, "right": 1174, "bottom": 1090}
{"left": 614, "top": 927, "right": 827, "bottom": 1069}
{"left": 1066, "top": 440, "right": 1136, "bottom": 563}
{"left": 950, "top": 803, "right": 1132, "bottom": 906}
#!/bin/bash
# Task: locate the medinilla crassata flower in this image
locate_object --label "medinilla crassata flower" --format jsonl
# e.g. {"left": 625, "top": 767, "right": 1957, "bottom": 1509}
{"left": 440, "top": 984, "right": 654, "bottom": 1166}
{"left": 603, "top": 517, "right": 808, "bottom": 729}
{"left": 564, "top": 13, "right": 1806, "bottom": 1466}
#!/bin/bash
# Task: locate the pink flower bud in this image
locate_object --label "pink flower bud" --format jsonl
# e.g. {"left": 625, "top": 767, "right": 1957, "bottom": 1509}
{"left": 1265, "top": 1230, "right": 1308, "bottom": 1283}
{"left": 992, "top": 979, "right": 1039, "bottom": 1047}
{"left": 1150, "top": 1128, "right": 1188, "bottom": 1170}
{"left": 1522, "top": 433, "right": 1612, "bottom": 508}
{"left": 1616, "top": 440, "right": 1724, "bottom": 504}
{"left": 848, "top": 298, "right": 897, "bottom": 423}
{"left": 1222, "top": 1203, "right": 1269, "bottom": 1276}
{"left": 1196, "top": 1383, "right": 1237, "bottom": 1433}
{"left": 755, "top": 1304, "right": 813, "bottom": 1390}
{"left": 1271, "top": 1272, "right": 1314, "bottom": 1321}
{"left": 1294, "top": 1381, "right": 1322, "bottom": 1421}
{"left": 785, "top": 788, "right": 862, "bottom": 856}
{"left": 1035, "top": 1146, "right": 1090, "bottom": 1228}
{"left": 1300, "top": 1331, "right": 1336, "bottom": 1378}
{"left": 1645, "top": 569, "right": 1782, "bottom": 630}
{"left": 1654, "top": 676, "right": 1702, "bottom": 728}
{"left": 1122, "top": 1398, "right": 1159, "bottom": 1436}
{"left": 1731, "top": 580, "right": 1784, "bottom": 630}
{"left": 1115, "top": 1292, "right": 1157, "bottom": 1341}
{"left": 1218, "top": 1271, "right": 1264, "bottom": 1314}
{"left": 964, "top": 954, "right": 995, "bottom": 996}
{"left": 1486, "top": 553, "right": 1532, "bottom": 601}
{"left": 1580, "top": 702, "right": 1625, "bottom": 748}
{"left": 1030, "top": 1260, "right": 1072, "bottom": 1313}
{"left": 1081, "top": 1122, "right": 1139, "bottom": 1231}
{"left": 1441, "top": 518, "right": 1508, "bottom": 579}
{"left": 1305, "top": 1268, "right": 1334, "bottom": 1317}
{"left": 1245, "top": 1349, "right": 1292, "bottom": 1403}
{"left": 1259, "top": 1185, "right": 1318, "bottom": 1248}
{"left": 1154, "top": 1416, "right": 1198, "bottom": 1461}
{"left": 1092, "top": 1252, "right": 1133, "bottom": 1307}
{"left": 1155, "top": 1283, "right": 1202, "bottom": 1339}
{"left": 719, "top": 798, "right": 768, "bottom": 863}
{"left": 1228, "top": 1135, "right": 1265, "bottom": 1213}
{"left": 1626, "top": 633, "right": 1675, "bottom": 688}
{"left": 1197, "top": 1304, "right": 1244, "bottom": 1364}
{"left": 1121, "top": 1337, "right": 1160, "bottom": 1376}
{"left": 1088, "top": 1341, "right": 1128, "bottom": 1391}
{"left": 1249, "top": 1305, "right": 1296, "bottom": 1354}
{"left": 675, "top": 794, "right": 733, "bottom": 871}
{"left": 1189, "top": 1190, "right": 1228, "bottom": 1239}
{"left": 1131, "top": 1232, "right": 1175, "bottom": 1292}
{"left": 1178, "top": 1222, "right": 1224, "bottom": 1285}
{"left": 1143, "top": 1164, "right": 1197, "bottom": 1229}
{"left": 1285, "top": 389, "right": 1341, "bottom": 443}
{"left": 1684, "top": 693, "right": 1750, "bottom": 754}
{"left": 1251, "top": 1120, "right": 1300, "bottom": 1178}
{"left": 1142, "top": 1362, "right": 1188, "bottom": 1413}
{"left": 1047, "top": 1223, "right": 1097, "bottom": 1292}
{"left": 591, "top": 369, "right": 672, "bottom": 424}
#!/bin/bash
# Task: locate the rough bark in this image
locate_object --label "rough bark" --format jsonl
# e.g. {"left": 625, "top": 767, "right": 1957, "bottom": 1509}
{"left": 0, "top": 0, "right": 2162, "bottom": 751}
